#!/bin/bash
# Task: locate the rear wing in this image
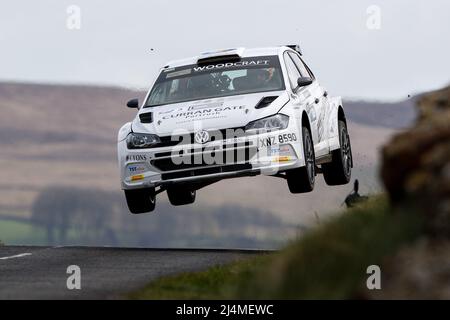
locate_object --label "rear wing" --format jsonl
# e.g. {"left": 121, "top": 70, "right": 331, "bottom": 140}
{"left": 285, "top": 44, "right": 302, "bottom": 55}
{"left": 197, "top": 48, "right": 244, "bottom": 65}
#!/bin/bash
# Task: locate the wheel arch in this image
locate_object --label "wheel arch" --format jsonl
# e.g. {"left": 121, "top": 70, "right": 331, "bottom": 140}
{"left": 301, "top": 110, "right": 312, "bottom": 132}
{"left": 328, "top": 97, "right": 346, "bottom": 151}
{"left": 337, "top": 105, "right": 353, "bottom": 168}
{"left": 337, "top": 105, "right": 347, "bottom": 126}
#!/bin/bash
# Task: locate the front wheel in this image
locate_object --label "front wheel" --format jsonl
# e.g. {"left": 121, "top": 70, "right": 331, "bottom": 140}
{"left": 167, "top": 187, "right": 196, "bottom": 206}
{"left": 124, "top": 188, "right": 156, "bottom": 214}
{"left": 322, "top": 120, "right": 352, "bottom": 185}
{"left": 286, "top": 126, "right": 315, "bottom": 193}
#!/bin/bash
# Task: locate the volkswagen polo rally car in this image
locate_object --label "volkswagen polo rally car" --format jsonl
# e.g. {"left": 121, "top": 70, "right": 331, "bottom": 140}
{"left": 118, "top": 45, "right": 353, "bottom": 213}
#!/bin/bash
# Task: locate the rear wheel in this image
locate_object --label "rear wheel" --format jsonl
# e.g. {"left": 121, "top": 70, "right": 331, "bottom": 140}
{"left": 322, "top": 120, "right": 352, "bottom": 185}
{"left": 286, "top": 126, "right": 315, "bottom": 193}
{"left": 124, "top": 188, "right": 156, "bottom": 214}
{"left": 167, "top": 187, "right": 196, "bottom": 206}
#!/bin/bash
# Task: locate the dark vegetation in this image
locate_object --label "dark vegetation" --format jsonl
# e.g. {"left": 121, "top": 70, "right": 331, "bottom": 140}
{"left": 129, "top": 197, "right": 424, "bottom": 299}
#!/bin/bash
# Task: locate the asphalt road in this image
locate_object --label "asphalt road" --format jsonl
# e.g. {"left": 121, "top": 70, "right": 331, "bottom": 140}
{"left": 0, "top": 245, "right": 260, "bottom": 299}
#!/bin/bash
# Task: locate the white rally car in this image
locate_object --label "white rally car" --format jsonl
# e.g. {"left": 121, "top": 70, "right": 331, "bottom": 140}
{"left": 118, "top": 46, "right": 353, "bottom": 213}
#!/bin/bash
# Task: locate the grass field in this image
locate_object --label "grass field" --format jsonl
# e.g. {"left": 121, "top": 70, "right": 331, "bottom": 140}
{"left": 129, "top": 196, "right": 424, "bottom": 299}
{"left": 0, "top": 219, "right": 47, "bottom": 245}
{"left": 0, "top": 216, "right": 87, "bottom": 246}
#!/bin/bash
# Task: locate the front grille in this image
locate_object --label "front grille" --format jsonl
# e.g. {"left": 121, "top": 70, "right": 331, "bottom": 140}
{"left": 161, "top": 163, "right": 252, "bottom": 181}
{"left": 151, "top": 146, "right": 257, "bottom": 171}
{"left": 152, "top": 127, "right": 247, "bottom": 148}
{"left": 154, "top": 141, "right": 252, "bottom": 158}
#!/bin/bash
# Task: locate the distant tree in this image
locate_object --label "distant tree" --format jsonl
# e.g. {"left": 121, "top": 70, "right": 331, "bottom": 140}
{"left": 31, "top": 187, "right": 72, "bottom": 244}
{"left": 31, "top": 186, "right": 120, "bottom": 245}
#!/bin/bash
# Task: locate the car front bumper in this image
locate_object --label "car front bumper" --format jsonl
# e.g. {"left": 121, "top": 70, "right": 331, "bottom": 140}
{"left": 118, "top": 128, "right": 305, "bottom": 190}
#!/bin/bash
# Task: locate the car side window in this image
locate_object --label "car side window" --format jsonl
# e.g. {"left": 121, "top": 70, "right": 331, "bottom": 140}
{"left": 302, "top": 58, "right": 316, "bottom": 79}
{"left": 283, "top": 52, "right": 301, "bottom": 90}
{"left": 288, "top": 52, "right": 312, "bottom": 78}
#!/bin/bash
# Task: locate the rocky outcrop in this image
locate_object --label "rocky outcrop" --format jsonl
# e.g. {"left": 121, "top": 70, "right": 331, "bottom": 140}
{"left": 381, "top": 85, "right": 450, "bottom": 238}
{"left": 369, "top": 239, "right": 450, "bottom": 299}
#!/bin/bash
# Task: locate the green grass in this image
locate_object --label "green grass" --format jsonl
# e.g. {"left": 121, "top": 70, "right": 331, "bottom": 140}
{"left": 0, "top": 219, "right": 47, "bottom": 245}
{"left": 0, "top": 217, "right": 113, "bottom": 246}
{"left": 129, "top": 256, "right": 272, "bottom": 300}
{"left": 129, "top": 196, "right": 424, "bottom": 299}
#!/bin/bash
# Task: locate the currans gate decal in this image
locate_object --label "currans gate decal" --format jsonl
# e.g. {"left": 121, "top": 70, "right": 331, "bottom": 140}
{"left": 159, "top": 104, "right": 246, "bottom": 121}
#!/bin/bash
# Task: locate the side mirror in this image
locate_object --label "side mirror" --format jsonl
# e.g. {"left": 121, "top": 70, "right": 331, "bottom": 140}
{"left": 127, "top": 98, "right": 139, "bottom": 109}
{"left": 297, "top": 77, "right": 313, "bottom": 88}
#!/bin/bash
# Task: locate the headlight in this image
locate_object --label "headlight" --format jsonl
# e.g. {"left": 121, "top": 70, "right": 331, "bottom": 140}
{"left": 126, "top": 133, "right": 161, "bottom": 149}
{"left": 245, "top": 114, "right": 289, "bottom": 133}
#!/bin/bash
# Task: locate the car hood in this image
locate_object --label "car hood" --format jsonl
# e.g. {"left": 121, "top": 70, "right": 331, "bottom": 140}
{"left": 132, "top": 91, "right": 289, "bottom": 136}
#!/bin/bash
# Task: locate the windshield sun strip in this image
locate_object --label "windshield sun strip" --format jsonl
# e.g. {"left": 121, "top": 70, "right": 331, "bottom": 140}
{"left": 145, "top": 55, "right": 285, "bottom": 108}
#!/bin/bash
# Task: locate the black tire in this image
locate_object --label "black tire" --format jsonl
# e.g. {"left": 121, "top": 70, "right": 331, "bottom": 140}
{"left": 124, "top": 188, "right": 156, "bottom": 214}
{"left": 322, "top": 120, "right": 352, "bottom": 185}
{"left": 167, "top": 187, "right": 196, "bottom": 206}
{"left": 286, "top": 126, "right": 315, "bottom": 193}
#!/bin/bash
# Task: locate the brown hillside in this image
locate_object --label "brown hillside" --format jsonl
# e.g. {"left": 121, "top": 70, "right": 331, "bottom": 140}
{"left": 0, "top": 82, "right": 394, "bottom": 225}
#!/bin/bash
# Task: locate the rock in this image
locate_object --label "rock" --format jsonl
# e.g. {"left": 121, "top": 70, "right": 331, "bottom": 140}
{"left": 417, "top": 86, "right": 450, "bottom": 122}
{"left": 381, "top": 86, "right": 450, "bottom": 238}
{"left": 367, "top": 239, "right": 450, "bottom": 299}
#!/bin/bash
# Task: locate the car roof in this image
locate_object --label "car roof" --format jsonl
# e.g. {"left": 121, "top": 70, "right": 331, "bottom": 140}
{"left": 164, "top": 46, "right": 291, "bottom": 68}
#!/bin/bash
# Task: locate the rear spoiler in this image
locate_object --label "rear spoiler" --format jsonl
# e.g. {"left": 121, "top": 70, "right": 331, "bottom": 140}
{"left": 285, "top": 44, "right": 302, "bottom": 55}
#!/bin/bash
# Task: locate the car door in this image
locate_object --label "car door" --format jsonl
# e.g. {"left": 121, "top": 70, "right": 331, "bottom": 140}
{"left": 288, "top": 52, "right": 330, "bottom": 157}
{"left": 283, "top": 52, "right": 326, "bottom": 157}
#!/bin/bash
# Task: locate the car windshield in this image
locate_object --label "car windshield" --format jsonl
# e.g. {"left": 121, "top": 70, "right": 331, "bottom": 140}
{"left": 145, "top": 55, "right": 285, "bottom": 107}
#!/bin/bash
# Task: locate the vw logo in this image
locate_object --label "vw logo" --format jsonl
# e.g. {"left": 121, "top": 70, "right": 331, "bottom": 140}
{"left": 194, "top": 130, "right": 210, "bottom": 144}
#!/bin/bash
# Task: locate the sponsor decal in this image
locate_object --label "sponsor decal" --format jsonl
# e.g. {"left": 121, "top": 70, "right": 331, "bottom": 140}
{"left": 267, "top": 144, "right": 292, "bottom": 156}
{"left": 187, "top": 102, "right": 223, "bottom": 110}
{"left": 273, "top": 156, "right": 292, "bottom": 162}
{"left": 154, "top": 56, "right": 281, "bottom": 84}
{"left": 160, "top": 105, "right": 245, "bottom": 120}
{"left": 128, "top": 164, "right": 146, "bottom": 173}
{"left": 193, "top": 60, "right": 270, "bottom": 72}
{"left": 269, "top": 146, "right": 280, "bottom": 155}
{"left": 130, "top": 174, "right": 145, "bottom": 182}
{"left": 126, "top": 154, "right": 147, "bottom": 161}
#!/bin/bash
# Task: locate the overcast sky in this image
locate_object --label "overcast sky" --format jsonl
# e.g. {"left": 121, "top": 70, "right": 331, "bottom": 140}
{"left": 0, "top": 0, "right": 449, "bottom": 100}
